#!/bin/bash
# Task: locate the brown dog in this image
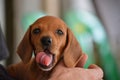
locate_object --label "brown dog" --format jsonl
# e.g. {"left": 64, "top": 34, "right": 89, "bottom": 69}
{"left": 7, "top": 16, "right": 83, "bottom": 80}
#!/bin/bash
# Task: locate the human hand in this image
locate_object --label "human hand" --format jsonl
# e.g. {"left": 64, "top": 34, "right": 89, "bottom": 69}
{"left": 49, "top": 54, "right": 103, "bottom": 80}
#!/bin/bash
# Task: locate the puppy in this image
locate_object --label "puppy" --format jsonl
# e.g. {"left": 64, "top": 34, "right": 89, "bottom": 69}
{"left": 7, "top": 16, "right": 83, "bottom": 80}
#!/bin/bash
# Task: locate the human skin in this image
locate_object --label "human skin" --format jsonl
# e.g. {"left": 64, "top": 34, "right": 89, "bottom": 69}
{"left": 49, "top": 54, "right": 103, "bottom": 80}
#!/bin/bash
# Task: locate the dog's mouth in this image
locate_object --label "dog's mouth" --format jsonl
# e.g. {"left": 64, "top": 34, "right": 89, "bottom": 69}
{"left": 35, "top": 49, "right": 55, "bottom": 71}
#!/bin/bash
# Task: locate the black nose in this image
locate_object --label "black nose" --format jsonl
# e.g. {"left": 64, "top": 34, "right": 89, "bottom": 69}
{"left": 41, "top": 36, "right": 52, "bottom": 47}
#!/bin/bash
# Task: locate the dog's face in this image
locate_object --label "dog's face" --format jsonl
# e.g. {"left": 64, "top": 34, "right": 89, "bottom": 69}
{"left": 30, "top": 17, "right": 67, "bottom": 71}
{"left": 17, "top": 16, "right": 83, "bottom": 71}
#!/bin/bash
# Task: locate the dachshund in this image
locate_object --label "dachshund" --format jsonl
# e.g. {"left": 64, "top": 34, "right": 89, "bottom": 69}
{"left": 7, "top": 16, "right": 84, "bottom": 80}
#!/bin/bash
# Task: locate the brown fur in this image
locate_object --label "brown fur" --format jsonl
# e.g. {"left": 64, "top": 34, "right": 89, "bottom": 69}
{"left": 7, "top": 16, "right": 83, "bottom": 80}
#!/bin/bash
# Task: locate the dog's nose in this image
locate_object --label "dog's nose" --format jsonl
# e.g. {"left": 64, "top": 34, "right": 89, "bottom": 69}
{"left": 41, "top": 36, "right": 52, "bottom": 47}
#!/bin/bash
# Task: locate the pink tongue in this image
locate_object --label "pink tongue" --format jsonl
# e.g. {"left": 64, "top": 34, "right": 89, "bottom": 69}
{"left": 36, "top": 52, "right": 52, "bottom": 66}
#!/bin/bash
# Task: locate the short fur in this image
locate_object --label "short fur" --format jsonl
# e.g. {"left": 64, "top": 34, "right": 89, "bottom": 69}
{"left": 7, "top": 16, "right": 83, "bottom": 80}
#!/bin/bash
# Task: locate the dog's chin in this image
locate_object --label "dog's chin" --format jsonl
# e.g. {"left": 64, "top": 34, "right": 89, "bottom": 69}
{"left": 38, "top": 65, "right": 54, "bottom": 71}
{"left": 37, "top": 61, "right": 55, "bottom": 71}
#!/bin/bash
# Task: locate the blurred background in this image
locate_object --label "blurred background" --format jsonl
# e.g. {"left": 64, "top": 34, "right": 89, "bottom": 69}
{"left": 0, "top": 0, "right": 120, "bottom": 80}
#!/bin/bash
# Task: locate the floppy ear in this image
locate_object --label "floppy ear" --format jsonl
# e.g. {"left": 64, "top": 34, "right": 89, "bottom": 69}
{"left": 17, "top": 26, "right": 33, "bottom": 63}
{"left": 63, "top": 28, "right": 83, "bottom": 67}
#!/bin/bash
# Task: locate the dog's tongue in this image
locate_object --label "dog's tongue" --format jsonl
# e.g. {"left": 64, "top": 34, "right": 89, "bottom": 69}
{"left": 36, "top": 52, "right": 52, "bottom": 66}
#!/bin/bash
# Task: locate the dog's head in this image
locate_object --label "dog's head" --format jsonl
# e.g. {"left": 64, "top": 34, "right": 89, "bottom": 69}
{"left": 17, "top": 16, "right": 83, "bottom": 71}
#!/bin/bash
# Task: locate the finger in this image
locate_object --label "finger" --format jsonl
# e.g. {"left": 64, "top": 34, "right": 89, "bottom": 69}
{"left": 88, "top": 64, "right": 104, "bottom": 80}
{"left": 76, "top": 53, "right": 88, "bottom": 67}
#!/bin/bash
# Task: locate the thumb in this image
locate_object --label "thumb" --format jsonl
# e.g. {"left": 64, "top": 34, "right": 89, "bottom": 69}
{"left": 76, "top": 54, "right": 88, "bottom": 67}
{"left": 88, "top": 64, "right": 104, "bottom": 79}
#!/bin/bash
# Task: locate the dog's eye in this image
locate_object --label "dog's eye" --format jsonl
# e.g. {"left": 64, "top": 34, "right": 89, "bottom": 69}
{"left": 56, "top": 29, "right": 64, "bottom": 35}
{"left": 33, "top": 28, "right": 40, "bottom": 34}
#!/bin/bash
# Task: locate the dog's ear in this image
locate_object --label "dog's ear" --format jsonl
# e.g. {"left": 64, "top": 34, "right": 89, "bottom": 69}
{"left": 17, "top": 26, "right": 33, "bottom": 63}
{"left": 63, "top": 28, "right": 83, "bottom": 67}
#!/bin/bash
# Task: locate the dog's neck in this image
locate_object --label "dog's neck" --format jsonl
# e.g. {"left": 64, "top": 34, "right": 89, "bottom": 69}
{"left": 29, "top": 59, "right": 52, "bottom": 80}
